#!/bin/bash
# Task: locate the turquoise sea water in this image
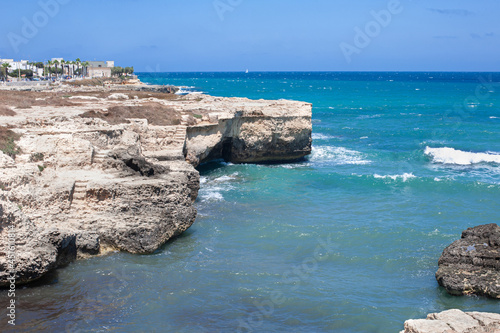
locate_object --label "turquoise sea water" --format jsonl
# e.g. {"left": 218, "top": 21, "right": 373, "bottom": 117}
{"left": 2, "top": 72, "right": 500, "bottom": 332}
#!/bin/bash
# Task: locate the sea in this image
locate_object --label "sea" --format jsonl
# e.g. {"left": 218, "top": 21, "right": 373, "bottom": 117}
{"left": 2, "top": 72, "right": 500, "bottom": 332}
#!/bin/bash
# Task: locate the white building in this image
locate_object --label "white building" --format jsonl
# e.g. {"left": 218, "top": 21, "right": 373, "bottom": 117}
{"left": 0, "top": 59, "right": 31, "bottom": 71}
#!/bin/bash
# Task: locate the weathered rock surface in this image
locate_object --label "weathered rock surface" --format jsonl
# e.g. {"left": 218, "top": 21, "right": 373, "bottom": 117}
{"left": 183, "top": 98, "right": 312, "bottom": 166}
{"left": 0, "top": 87, "right": 312, "bottom": 286}
{"left": 0, "top": 198, "right": 78, "bottom": 286}
{"left": 400, "top": 309, "right": 500, "bottom": 333}
{"left": 436, "top": 224, "right": 500, "bottom": 298}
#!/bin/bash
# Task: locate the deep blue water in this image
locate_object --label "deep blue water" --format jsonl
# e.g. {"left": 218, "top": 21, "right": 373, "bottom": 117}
{"left": 2, "top": 72, "right": 500, "bottom": 332}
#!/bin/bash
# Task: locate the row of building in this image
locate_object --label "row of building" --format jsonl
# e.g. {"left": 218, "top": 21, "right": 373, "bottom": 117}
{"left": 0, "top": 58, "right": 115, "bottom": 78}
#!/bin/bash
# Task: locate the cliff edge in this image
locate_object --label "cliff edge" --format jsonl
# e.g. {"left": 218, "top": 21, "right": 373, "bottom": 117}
{"left": 0, "top": 85, "right": 312, "bottom": 286}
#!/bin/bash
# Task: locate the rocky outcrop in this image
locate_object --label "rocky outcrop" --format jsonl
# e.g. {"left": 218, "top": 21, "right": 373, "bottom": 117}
{"left": 184, "top": 98, "right": 312, "bottom": 166}
{"left": 400, "top": 309, "right": 500, "bottom": 333}
{"left": 436, "top": 224, "right": 500, "bottom": 298}
{"left": 0, "top": 198, "right": 80, "bottom": 286}
{"left": 0, "top": 87, "right": 312, "bottom": 286}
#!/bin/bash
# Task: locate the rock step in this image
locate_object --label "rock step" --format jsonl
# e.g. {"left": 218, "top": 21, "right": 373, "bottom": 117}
{"left": 92, "top": 152, "right": 108, "bottom": 164}
{"left": 143, "top": 149, "right": 185, "bottom": 161}
{"left": 72, "top": 181, "right": 88, "bottom": 202}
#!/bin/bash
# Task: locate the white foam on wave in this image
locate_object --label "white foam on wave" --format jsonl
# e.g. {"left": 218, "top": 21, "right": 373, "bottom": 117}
{"left": 425, "top": 147, "right": 500, "bottom": 165}
{"left": 176, "top": 86, "right": 203, "bottom": 95}
{"left": 490, "top": 116, "right": 499, "bottom": 119}
{"left": 200, "top": 190, "right": 224, "bottom": 202}
{"left": 373, "top": 173, "right": 417, "bottom": 182}
{"left": 312, "top": 133, "right": 335, "bottom": 140}
{"left": 310, "top": 146, "right": 371, "bottom": 165}
{"left": 357, "top": 114, "right": 382, "bottom": 120}
{"left": 198, "top": 173, "right": 239, "bottom": 202}
{"left": 213, "top": 173, "right": 239, "bottom": 183}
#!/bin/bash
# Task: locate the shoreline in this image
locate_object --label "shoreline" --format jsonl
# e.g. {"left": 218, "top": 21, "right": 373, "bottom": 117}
{"left": 0, "top": 80, "right": 312, "bottom": 286}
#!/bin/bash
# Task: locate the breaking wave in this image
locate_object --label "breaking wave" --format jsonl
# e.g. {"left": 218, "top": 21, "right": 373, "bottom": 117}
{"left": 310, "top": 146, "right": 371, "bottom": 165}
{"left": 424, "top": 147, "right": 500, "bottom": 165}
{"left": 373, "top": 173, "right": 417, "bottom": 182}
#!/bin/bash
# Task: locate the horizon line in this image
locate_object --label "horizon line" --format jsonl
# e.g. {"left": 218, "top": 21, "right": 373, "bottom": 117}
{"left": 136, "top": 70, "right": 500, "bottom": 73}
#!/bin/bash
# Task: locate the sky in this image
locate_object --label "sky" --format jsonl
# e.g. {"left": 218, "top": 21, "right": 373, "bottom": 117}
{"left": 0, "top": 0, "right": 499, "bottom": 72}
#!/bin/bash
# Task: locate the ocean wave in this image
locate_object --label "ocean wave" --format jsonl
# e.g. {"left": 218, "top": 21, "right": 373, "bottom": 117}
{"left": 176, "top": 86, "right": 203, "bottom": 95}
{"left": 357, "top": 114, "right": 382, "bottom": 120}
{"left": 200, "top": 190, "right": 224, "bottom": 202}
{"left": 198, "top": 173, "right": 239, "bottom": 202}
{"left": 310, "top": 146, "right": 371, "bottom": 165}
{"left": 373, "top": 173, "right": 417, "bottom": 182}
{"left": 424, "top": 147, "right": 500, "bottom": 165}
{"left": 312, "top": 133, "right": 335, "bottom": 140}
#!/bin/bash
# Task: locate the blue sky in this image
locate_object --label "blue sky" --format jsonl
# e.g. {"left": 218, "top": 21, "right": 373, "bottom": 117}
{"left": 0, "top": 0, "right": 498, "bottom": 72}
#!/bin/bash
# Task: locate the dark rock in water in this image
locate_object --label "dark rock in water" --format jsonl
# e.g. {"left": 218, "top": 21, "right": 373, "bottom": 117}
{"left": 436, "top": 223, "right": 500, "bottom": 298}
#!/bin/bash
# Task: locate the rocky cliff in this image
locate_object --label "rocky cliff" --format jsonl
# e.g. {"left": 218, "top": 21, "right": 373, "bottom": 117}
{"left": 0, "top": 86, "right": 312, "bottom": 286}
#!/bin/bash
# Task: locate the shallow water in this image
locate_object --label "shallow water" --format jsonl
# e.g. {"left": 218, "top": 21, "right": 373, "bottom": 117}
{"left": 1, "top": 72, "right": 499, "bottom": 332}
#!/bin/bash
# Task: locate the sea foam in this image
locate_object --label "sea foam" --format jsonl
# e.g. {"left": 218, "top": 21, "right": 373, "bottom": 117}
{"left": 425, "top": 147, "right": 500, "bottom": 165}
{"left": 311, "top": 146, "right": 371, "bottom": 165}
{"left": 198, "top": 173, "right": 239, "bottom": 202}
{"left": 373, "top": 173, "right": 417, "bottom": 182}
{"left": 312, "top": 133, "right": 335, "bottom": 140}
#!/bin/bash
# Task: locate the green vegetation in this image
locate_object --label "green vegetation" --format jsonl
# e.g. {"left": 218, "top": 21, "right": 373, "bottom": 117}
{"left": 1, "top": 63, "right": 10, "bottom": 81}
{"left": 0, "top": 127, "right": 21, "bottom": 158}
{"left": 37, "top": 165, "right": 46, "bottom": 172}
{"left": 112, "top": 66, "right": 134, "bottom": 77}
{"left": 193, "top": 114, "right": 203, "bottom": 119}
{"left": 30, "top": 152, "right": 44, "bottom": 162}
{"left": 8, "top": 69, "right": 33, "bottom": 78}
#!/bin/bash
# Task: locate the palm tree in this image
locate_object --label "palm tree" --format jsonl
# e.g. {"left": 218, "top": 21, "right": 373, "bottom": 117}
{"left": 75, "top": 58, "right": 81, "bottom": 77}
{"left": 53, "top": 60, "right": 59, "bottom": 79}
{"left": 61, "top": 59, "right": 66, "bottom": 77}
{"left": 1, "top": 63, "right": 11, "bottom": 81}
{"left": 47, "top": 60, "right": 53, "bottom": 78}
{"left": 82, "top": 61, "right": 90, "bottom": 78}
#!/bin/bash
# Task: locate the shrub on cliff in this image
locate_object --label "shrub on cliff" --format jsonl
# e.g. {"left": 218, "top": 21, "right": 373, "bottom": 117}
{"left": 0, "top": 127, "right": 21, "bottom": 158}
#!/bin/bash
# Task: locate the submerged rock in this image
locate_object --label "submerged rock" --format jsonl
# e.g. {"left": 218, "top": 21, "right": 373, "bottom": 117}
{"left": 436, "top": 223, "right": 500, "bottom": 298}
{"left": 400, "top": 309, "right": 500, "bottom": 333}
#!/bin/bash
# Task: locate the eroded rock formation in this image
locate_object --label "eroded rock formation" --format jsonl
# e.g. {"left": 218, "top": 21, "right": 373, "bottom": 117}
{"left": 0, "top": 86, "right": 312, "bottom": 286}
{"left": 436, "top": 223, "right": 500, "bottom": 298}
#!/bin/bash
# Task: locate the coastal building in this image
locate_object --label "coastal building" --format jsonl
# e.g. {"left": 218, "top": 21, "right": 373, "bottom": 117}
{"left": 1, "top": 58, "right": 118, "bottom": 78}
{"left": 0, "top": 59, "right": 29, "bottom": 71}
{"left": 87, "top": 61, "right": 113, "bottom": 78}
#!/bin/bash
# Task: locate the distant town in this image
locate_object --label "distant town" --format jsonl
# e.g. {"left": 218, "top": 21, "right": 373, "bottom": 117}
{"left": 0, "top": 58, "right": 134, "bottom": 82}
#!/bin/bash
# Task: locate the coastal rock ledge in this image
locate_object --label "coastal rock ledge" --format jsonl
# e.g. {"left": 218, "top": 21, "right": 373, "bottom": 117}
{"left": 0, "top": 86, "right": 312, "bottom": 286}
{"left": 400, "top": 309, "right": 500, "bottom": 333}
{"left": 436, "top": 223, "right": 500, "bottom": 298}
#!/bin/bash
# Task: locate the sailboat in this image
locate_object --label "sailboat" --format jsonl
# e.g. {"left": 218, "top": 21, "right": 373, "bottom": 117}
{"left": 245, "top": 69, "right": 249, "bottom": 74}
